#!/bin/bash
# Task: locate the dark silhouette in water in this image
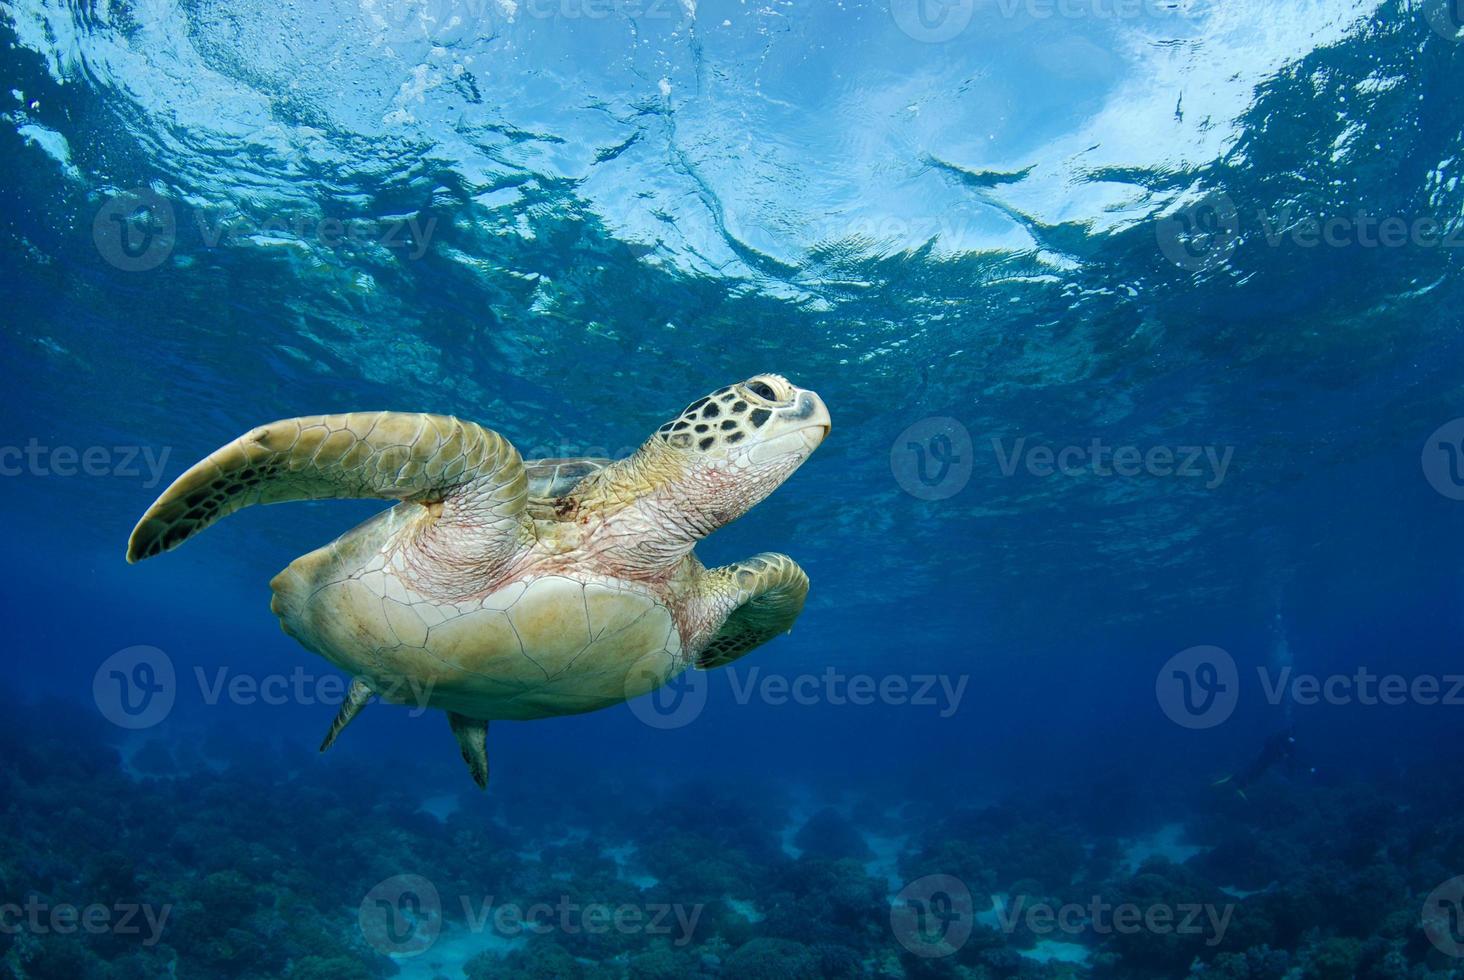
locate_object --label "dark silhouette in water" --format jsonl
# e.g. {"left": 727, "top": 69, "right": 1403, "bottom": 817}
{"left": 1214, "top": 727, "right": 1299, "bottom": 800}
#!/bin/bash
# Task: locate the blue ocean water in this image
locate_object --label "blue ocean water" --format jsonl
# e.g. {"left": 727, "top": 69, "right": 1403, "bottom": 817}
{"left": 4, "top": 0, "right": 1464, "bottom": 976}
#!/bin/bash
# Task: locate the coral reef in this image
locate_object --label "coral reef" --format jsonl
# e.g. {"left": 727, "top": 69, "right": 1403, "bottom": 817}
{"left": 1, "top": 697, "right": 1462, "bottom": 979}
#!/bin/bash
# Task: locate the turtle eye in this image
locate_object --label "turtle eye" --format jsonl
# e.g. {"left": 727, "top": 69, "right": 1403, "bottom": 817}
{"left": 747, "top": 380, "right": 777, "bottom": 400}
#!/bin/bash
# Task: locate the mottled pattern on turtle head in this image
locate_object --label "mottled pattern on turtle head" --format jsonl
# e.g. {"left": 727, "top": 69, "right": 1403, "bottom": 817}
{"left": 654, "top": 374, "right": 820, "bottom": 454}
{"left": 635, "top": 374, "right": 831, "bottom": 537}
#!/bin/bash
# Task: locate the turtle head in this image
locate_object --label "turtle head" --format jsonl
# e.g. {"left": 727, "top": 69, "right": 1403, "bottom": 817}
{"left": 573, "top": 375, "right": 829, "bottom": 572}
{"left": 644, "top": 373, "right": 831, "bottom": 532}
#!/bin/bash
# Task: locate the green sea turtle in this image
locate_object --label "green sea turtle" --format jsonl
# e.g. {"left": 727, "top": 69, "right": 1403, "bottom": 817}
{"left": 126, "top": 375, "right": 830, "bottom": 788}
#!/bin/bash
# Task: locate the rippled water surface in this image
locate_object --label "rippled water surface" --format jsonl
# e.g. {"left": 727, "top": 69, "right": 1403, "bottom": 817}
{"left": 4, "top": 0, "right": 1464, "bottom": 977}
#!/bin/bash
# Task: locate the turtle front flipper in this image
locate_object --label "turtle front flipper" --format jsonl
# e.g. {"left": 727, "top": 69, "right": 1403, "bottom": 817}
{"left": 126, "top": 412, "right": 530, "bottom": 564}
{"left": 694, "top": 553, "right": 809, "bottom": 670}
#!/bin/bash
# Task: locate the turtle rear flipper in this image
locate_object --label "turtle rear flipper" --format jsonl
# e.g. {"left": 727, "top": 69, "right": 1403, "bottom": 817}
{"left": 448, "top": 713, "right": 490, "bottom": 790}
{"left": 126, "top": 412, "right": 530, "bottom": 564}
{"left": 694, "top": 553, "right": 809, "bottom": 670}
{"left": 319, "top": 678, "right": 375, "bottom": 753}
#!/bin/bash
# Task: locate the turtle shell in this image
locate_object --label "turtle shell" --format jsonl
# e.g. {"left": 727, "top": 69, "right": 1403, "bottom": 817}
{"left": 269, "top": 452, "right": 687, "bottom": 722}
{"left": 271, "top": 500, "right": 686, "bottom": 722}
{"left": 523, "top": 457, "right": 610, "bottom": 518}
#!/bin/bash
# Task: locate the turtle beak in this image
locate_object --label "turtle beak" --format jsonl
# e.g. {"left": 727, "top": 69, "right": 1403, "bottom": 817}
{"left": 747, "top": 388, "right": 832, "bottom": 466}
{"left": 792, "top": 389, "right": 831, "bottom": 450}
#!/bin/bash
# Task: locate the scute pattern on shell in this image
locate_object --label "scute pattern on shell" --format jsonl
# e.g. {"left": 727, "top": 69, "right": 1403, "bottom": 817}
{"left": 523, "top": 457, "right": 612, "bottom": 519}
{"left": 273, "top": 533, "right": 686, "bottom": 722}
